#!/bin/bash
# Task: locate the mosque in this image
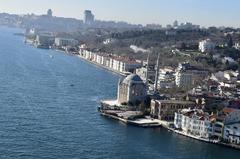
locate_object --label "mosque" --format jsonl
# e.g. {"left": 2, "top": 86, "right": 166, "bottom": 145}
{"left": 117, "top": 74, "right": 147, "bottom": 106}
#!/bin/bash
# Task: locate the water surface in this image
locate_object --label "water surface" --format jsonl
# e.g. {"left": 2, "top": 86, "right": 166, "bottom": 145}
{"left": 0, "top": 26, "right": 239, "bottom": 159}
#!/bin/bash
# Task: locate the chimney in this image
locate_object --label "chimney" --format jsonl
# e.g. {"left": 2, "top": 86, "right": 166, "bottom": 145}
{"left": 154, "top": 53, "right": 160, "bottom": 92}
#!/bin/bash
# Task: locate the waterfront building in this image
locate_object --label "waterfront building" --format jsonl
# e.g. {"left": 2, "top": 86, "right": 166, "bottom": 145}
{"left": 174, "top": 109, "right": 215, "bottom": 139}
{"left": 35, "top": 33, "right": 55, "bottom": 49}
{"left": 118, "top": 74, "right": 147, "bottom": 105}
{"left": 55, "top": 38, "right": 78, "bottom": 47}
{"left": 113, "top": 58, "right": 121, "bottom": 72}
{"left": 224, "top": 123, "right": 240, "bottom": 145}
{"left": 150, "top": 100, "right": 195, "bottom": 121}
{"left": 199, "top": 39, "right": 215, "bottom": 53}
{"left": 78, "top": 48, "right": 141, "bottom": 74}
{"left": 214, "top": 108, "right": 240, "bottom": 140}
{"left": 84, "top": 10, "right": 94, "bottom": 25}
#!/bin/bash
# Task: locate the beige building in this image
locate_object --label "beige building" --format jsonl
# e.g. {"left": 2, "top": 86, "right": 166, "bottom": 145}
{"left": 151, "top": 100, "right": 195, "bottom": 121}
{"left": 118, "top": 74, "right": 147, "bottom": 105}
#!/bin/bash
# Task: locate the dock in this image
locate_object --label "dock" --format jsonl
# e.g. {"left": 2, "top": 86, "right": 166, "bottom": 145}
{"left": 100, "top": 111, "right": 162, "bottom": 128}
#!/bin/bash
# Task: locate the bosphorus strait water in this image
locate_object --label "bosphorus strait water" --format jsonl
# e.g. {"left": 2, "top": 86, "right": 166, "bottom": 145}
{"left": 0, "top": 26, "right": 240, "bottom": 159}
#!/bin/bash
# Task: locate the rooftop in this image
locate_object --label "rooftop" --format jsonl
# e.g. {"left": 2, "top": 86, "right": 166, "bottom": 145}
{"left": 154, "top": 100, "right": 195, "bottom": 105}
{"left": 122, "top": 74, "right": 144, "bottom": 84}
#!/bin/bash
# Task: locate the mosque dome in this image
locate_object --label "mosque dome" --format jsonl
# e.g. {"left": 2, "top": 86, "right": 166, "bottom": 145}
{"left": 122, "top": 74, "right": 143, "bottom": 84}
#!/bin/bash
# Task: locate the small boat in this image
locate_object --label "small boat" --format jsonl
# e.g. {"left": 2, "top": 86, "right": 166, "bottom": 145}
{"left": 49, "top": 55, "right": 54, "bottom": 59}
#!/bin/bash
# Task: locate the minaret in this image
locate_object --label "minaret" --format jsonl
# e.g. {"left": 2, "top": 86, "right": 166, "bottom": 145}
{"left": 154, "top": 53, "right": 160, "bottom": 92}
{"left": 145, "top": 53, "right": 150, "bottom": 89}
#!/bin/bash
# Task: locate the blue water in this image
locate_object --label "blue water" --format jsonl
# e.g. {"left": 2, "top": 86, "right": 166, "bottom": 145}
{"left": 0, "top": 26, "right": 240, "bottom": 159}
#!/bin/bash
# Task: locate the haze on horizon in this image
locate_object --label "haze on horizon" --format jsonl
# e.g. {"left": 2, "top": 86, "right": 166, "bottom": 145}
{"left": 0, "top": 0, "right": 239, "bottom": 27}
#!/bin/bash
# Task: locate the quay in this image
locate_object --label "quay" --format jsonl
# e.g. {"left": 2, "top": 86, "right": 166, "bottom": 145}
{"left": 100, "top": 110, "right": 162, "bottom": 128}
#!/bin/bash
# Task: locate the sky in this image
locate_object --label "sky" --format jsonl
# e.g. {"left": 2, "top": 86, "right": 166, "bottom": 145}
{"left": 0, "top": 0, "right": 239, "bottom": 27}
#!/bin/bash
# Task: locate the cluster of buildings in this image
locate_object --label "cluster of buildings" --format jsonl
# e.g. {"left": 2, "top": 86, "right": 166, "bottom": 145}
{"left": 98, "top": 52, "right": 240, "bottom": 147}
{"left": 174, "top": 107, "right": 240, "bottom": 145}
{"left": 99, "top": 70, "right": 240, "bottom": 146}
{"left": 136, "top": 61, "right": 209, "bottom": 90}
{"left": 78, "top": 47, "right": 141, "bottom": 75}
{"left": 166, "top": 20, "right": 200, "bottom": 30}
{"left": 25, "top": 29, "right": 79, "bottom": 51}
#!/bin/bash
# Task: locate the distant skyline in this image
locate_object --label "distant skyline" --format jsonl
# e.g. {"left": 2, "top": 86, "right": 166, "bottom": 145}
{"left": 0, "top": 0, "right": 240, "bottom": 27}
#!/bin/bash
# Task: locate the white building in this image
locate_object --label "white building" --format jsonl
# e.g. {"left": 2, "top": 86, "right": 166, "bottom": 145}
{"left": 35, "top": 34, "right": 55, "bottom": 48}
{"left": 158, "top": 68, "right": 175, "bottom": 89}
{"left": 224, "top": 123, "right": 240, "bottom": 145}
{"left": 199, "top": 39, "right": 215, "bottom": 53}
{"left": 175, "top": 62, "right": 208, "bottom": 88}
{"left": 174, "top": 109, "right": 215, "bottom": 139}
{"left": 55, "top": 38, "right": 78, "bottom": 47}
{"left": 214, "top": 108, "right": 240, "bottom": 140}
{"left": 234, "top": 43, "right": 240, "bottom": 50}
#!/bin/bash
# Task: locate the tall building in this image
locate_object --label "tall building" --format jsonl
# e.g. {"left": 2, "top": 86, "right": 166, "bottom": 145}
{"left": 84, "top": 10, "right": 94, "bottom": 25}
{"left": 173, "top": 20, "right": 178, "bottom": 27}
{"left": 175, "top": 62, "right": 209, "bottom": 89}
{"left": 47, "top": 9, "right": 53, "bottom": 17}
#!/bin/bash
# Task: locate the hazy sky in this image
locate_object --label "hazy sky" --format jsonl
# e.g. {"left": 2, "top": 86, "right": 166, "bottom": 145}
{"left": 0, "top": 0, "right": 239, "bottom": 27}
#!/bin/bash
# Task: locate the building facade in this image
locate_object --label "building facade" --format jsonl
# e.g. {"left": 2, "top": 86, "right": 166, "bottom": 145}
{"left": 35, "top": 34, "right": 55, "bottom": 48}
{"left": 174, "top": 109, "right": 215, "bottom": 139}
{"left": 199, "top": 39, "right": 215, "bottom": 53}
{"left": 84, "top": 10, "right": 94, "bottom": 25}
{"left": 55, "top": 38, "right": 78, "bottom": 47}
{"left": 118, "top": 74, "right": 147, "bottom": 105}
{"left": 150, "top": 100, "right": 195, "bottom": 121}
{"left": 224, "top": 123, "right": 240, "bottom": 145}
{"left": 214, "top": 108, "right": 240, "bottom": 140}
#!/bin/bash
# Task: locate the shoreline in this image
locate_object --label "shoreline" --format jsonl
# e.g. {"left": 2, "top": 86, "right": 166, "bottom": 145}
{"left": 25, "top": 39, "right": 240, "bottom": 151}
{"left": 24, "top": 39, "right": 127, "bottom": 77}
{"left": 100, "top": 110, "right": 240, "bottom": 150}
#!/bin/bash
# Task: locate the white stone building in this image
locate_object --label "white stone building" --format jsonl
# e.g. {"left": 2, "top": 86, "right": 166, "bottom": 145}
{"left": 174, "top": 109, "right": 215, "bottom": 139}
{"left": 199, "top": 39, "right": 215, "bottom": 53}
{"left": 158, "top": 68, "right": 175, "bottom": 89}
{"left": 175, "top": 62, "right": 208, "bottom": 88}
